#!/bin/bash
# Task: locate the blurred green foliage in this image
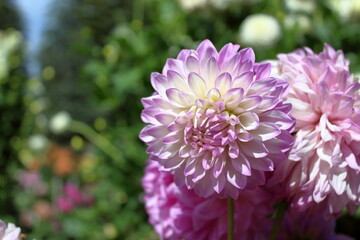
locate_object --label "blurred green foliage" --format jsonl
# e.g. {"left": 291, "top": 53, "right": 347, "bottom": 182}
{"left": 1, "top": 0, "right": 360, "bottom": 239}
{"left": 0, "top": 2, "right": 24, "bottom": 222}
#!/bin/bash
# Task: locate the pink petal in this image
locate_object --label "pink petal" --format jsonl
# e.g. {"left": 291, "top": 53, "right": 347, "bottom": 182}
{"left": 226, "top": 168, "right": 247, "bottom": 189}
{"left": 239, "top": 112, "right": 259, "bottom": 131}
{"left": 240, "top": 140, "right": 269, "bottom": 158}
{"left": 250, "top": 122, "right": 281, "bottom": 141}
{"left": 186, "top": 55, "right": 200, "bottom": 74}
{"left": 215, "top": 72, "right": 232, "bottom": 95}
{"left": 167, "top": 70, "right": 188, "bottom": 91}
{"left": 188, "top": 72, "right": 206, "bottom": 97}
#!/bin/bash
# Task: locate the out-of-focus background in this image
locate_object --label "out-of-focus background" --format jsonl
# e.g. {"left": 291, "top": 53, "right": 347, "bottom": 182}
{"left": 1, "top": 0, "right": 360, "bottom": 239}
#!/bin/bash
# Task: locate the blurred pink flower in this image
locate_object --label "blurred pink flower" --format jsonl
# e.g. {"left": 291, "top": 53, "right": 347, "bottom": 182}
{"left": 57, "top": 182, "right": 95, "bottom": 213}
{"left": 279, "top": 208, "right": 353, "bottom": 240}
{"left": 63, "top": 182, "right": 83, "bottom": 205}
{"left": 0, "top": 220, "right": 21, "bottom": 240}
{"left": 142, "top": 161, "right": 274, "bottom": 240}
{"left": 140, "top": 40, "right": 294, "bottom": 198}
{"left": 56, "top": 196, "right": 74, "bottom": 213}
{"left": 270, "top": 44, "right": 360, "bottom": 216}
{"left": 17, "top": 170, "right": 47, "bottom": 196}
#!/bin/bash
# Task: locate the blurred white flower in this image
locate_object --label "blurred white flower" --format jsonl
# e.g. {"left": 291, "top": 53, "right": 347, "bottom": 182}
{"left": 0, "top": 220, "right": 21, "bottom": 240}
{"left": 49, "top": 111, "right": 72, "bottom": 134}
{"left": 285, "top": 0, "right": 316, "bottom": 13}
{"left": 354, "top": 72, "right": 360, "bottom": 82}
{"left": 284, "top": 14, "right": 311, "bottom": 32}
{"left": 239, "top": 14, "right": 282, "bottom": 48}
{"left": 28, "top": 134, "right": 48, "bottom": 152}
{"left": 178, "top": 0, "right": 207, "bottom": 11}
{"left": 329, "top": 0, "right": 360, "bottom": 21}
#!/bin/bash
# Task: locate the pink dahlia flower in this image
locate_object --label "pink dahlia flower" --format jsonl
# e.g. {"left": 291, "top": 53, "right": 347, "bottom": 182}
{"left": 140, "top": 40, "right": 294, "bottom": 198}
{"left": 142, "top": 161, "right": 274, "bottom": 240}
{"left": 0, "top": 220, "right": 21, "bottom": 240}
{"left": 279, "top": 209, "right": 353, "bottom": 240}
{"left": 270, "top": 44, "right": 360, "bottom": 216}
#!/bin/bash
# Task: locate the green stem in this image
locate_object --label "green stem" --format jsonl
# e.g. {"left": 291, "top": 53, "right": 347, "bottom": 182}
{"left": 227, "top": 197, "right": 234, "bottom": 240}
{"left": 269, "top": 201, "right": 287, "bottom": 240}
{"left": 69, "top": 120, "right": 125, "bottom": 169}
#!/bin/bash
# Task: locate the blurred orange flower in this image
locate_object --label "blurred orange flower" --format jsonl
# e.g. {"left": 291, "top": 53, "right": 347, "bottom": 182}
{"left": 46, "top": 143, "right": 77, "bottom": 176}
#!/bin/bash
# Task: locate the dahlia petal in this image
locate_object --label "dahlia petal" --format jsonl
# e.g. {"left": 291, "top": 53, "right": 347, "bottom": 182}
{"left": 227, "top": 168, "right": 247, "bottom": 189}
{"left": 166, "top": 88, "right": 185, "bottom": 106}
{"left": 249, "top": 157, "right": 274, "bottom": 171}
{"left": 293, "top": 78, "right": 315, "bottom": 94}
{"left": 205, "top": 57, "right": 219, "bottom": 86}
{"left": 259, "top": 110, "right": 295, "bottom": 131}
{"left": 184, "top": 159, "right": 197, "bottom": 176}
{"left": 165, "top": 59, "right": 185, "bottom": 76}
{"left": 213, "top": 174, "right": 226, "bottom": 193}
{"left": 330, "top": 169, "right": 347, "bottom": 195}
{"left": 231, "top": 153, "right": 251, "bottom": 176}
{"left": 151, "top": 72, "right": 168, "bottom": 96}
{"left": 179, "top": 144, "right": 192, "bottom": 158}
{"left": 241, "top": 140, "right": 268, "bottom": 158}
{"left": 237, "top": 130, "right": 253, "bottom": 142}
{"left": 207, "top": 88, "right": 221, "bottom": 103}
{"left": 212, "top": 146, "right": 225, "bottom": 157}
{"left": 159, "top": 143, "right": 180, "bottom": 159}
{"left": 188, "top": 72, "right": 206, "bottom": 97}
{"left": 146, "top": 125, "right": 168, "bottom": 138}
{"left": 331, "top": 95, "right": 354, "bottom": 120}
{"left": 248, "top": 78, "right": 277, "bottom": 96}
{"left": 231, "top": 71, "right": 254, "bottom": 90}
{"left": 316, "top": 143, "right": 333, "bottom": 164}
{"left": 139, "top": 125, "right": 155, "bottom": 143}
{"left": 213, "top": 158, "right": 225, "bottom": 178}
{"left": 222, "top": 53, "right": 240, "bottom": 73}
{"left": 152, "top": 97, "right": 173, "bottom": 109}
{"left": 228, "top": 141, "right": 240, "bottom": 158}
{"left": 313, "top": 174, "right": 329, "bottom": 202}
{"left": 177, "top": 49, "right": 191, "bottom": 61}
{"left": 253, "top": 62, "right": 271, "bottom": 80}
{"left": 215, "top": 72, "right": 232, "bottom": 95}
{"left": 345, "top": 82, "right": 360, "bottom": 95}
{"left": 163, "top": 131, "right": 183, "bottom": 144}
{"left": 186, "top": 56, "right": 200, "bottom": 74}
{"left": 192, "top": 166, "right": 206, "bottom": 183}
{"left": 341, "top": 144, "right": 360, "bottom": 171}
{"left": 202, "top": 153, "right": 215, "bottom": 170}
{"left": 257, "top": 96, "right": 279, "bottom": 111}
{"left": 196, "top": 39, "right": 217, "bottom": 62}
{"left": 235, "top": 60, "right": 253, "bottom": 75}
{"left": 239, "top": 112, "right": 260, "bottom": 131}
{"left": 239, "top": 48, "right": 255, "bottom": 63}
{"left": 168, "top": 122, "right": 185, "bottom": 131}
{"left": 178, "top": 91, "right": 196, "bottom": 106}
{"left": 167, "top": 70, "right": 188, "bottom": 91}
{"left": 223, "top": 88, "right": 244, "bottom": 104}
{"left": 161, "top": 155, "right": 184, "bottom": 170}
{"left": 155, "top": 113, "right": 176, "bottom": 125}
{"left": 286, "top": 97, "right": 316, "bottom": 121}
{"left": 250, "top": 122, "right": 281, "bottom": 141}
{"left": 236, "top": 96, "right": 262, "bottom": 112}
{"left": 192, "top": 175, "right": 217, "bottom": 198}
{"left": 218, "top": 43, "right": 240, "bottom": 67}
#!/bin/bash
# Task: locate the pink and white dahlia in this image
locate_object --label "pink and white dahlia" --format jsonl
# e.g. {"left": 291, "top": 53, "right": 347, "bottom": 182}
{"left": 142, "top": 160, "right": 274, "bottom": 240}
{"left": 271, "top": 44, "right": 360, "bottom": 216}
{"left": 0, "top": 220, "right": 21, "bottom": 240}
{"left": 140, "top": 40, "right": 295, "bottom": 198}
